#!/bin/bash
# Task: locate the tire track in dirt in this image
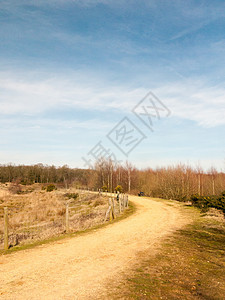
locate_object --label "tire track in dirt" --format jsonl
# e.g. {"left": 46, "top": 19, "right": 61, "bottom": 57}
{"left": 0, "top": 196, "right": 191, "bottom": 299}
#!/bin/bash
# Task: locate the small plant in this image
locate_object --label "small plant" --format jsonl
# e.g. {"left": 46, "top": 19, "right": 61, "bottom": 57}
{"left": 57, "top": 207, "right": 66, "bottom": 216}
{"left": 8, "top": 182, "right": 22, "bottom": 194}
{"left": 64, "top": 192, "right": 79, "bottom": 200}
{"left": 115, "top": 185, "right": 123, "bottom": 193}
{"left": 46, "top": 184, "right": 57, "bottom": 192}
{"left": 102, "top": 185, "right": 108, "bottom": 192}
{"left": 20, "top": 179, "right": 33, "bottom": 185}
{"left": 93, "top": 199, "right": 104, "bottom": 207}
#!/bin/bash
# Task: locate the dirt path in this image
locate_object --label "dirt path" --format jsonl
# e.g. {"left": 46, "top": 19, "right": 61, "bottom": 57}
{"left": 0, "top": 196, "right": 191, "bottom": 299}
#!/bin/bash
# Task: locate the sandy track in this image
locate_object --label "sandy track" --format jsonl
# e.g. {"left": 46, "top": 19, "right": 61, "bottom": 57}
{"left": 0, "top": 196, "right": 190, "bottom": 299}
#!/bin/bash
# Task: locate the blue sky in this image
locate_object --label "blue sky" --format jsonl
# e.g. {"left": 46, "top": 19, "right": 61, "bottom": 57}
{"left": 0, "top": 0, "right": 225, "bottom": 171}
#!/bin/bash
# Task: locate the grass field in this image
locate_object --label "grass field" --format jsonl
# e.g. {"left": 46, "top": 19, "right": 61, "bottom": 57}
{"left": 0, "top": 183, "right": 112, "bottom": 249}
{"left": 111, "top": 206, "right": 225, "bottom": 299}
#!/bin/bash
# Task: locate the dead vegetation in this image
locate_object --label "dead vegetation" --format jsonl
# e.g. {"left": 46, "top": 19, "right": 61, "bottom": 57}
{"left": 0, "top": 184, "right": 109, "bottom": 248}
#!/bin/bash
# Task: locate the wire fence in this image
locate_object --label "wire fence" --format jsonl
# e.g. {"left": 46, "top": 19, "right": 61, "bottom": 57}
{"left": 0, "top": 190, "right": 129, "bottom": 250}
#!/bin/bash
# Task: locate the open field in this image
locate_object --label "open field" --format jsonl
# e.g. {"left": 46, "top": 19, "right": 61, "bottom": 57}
{"left": 0, "top": 194, "right": 224, "bottom": 299}
{"left": 0, "top": 184, "right": 120, "bottom": 249}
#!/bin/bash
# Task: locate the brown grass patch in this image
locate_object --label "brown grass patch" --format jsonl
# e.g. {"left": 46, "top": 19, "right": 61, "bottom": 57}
{"left": 0, "top": 186, "right": 111, "bottom": 248}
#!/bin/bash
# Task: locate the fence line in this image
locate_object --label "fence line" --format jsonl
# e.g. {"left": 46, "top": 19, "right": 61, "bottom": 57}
{"left": 104, "top": 193, "right": 129, "bottom": 223}
{"left": 0, "top": 190, "right": 129, "bottom": 250}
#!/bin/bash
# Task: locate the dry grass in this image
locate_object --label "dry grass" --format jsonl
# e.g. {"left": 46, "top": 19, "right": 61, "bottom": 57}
{"left": 110, "top": 210, "right": 225, "bottom": 299}
{"left": 0, "top": 184, "right": 112, "bottom": 248}
{"left": 203, "top": 207, "right": 225, "bottom": 223}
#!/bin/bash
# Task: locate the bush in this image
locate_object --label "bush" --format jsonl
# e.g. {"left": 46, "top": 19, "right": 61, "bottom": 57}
{"left": 46, "top": 184, "right": 57, "bottom": 192}
{"left": 64, "top": 192, "right": 79, "bottom": 200}
{"left": 115, "top": 185, "right": 123, "bottom": 193}
{"left": 20, "top": 179, "right": 33, "bottom": 185}
{"left": 8, "top": 182, "right": 22, "bottom": 194}
{"left": 190, "top": 192, "right": 225, "bottom": 215}
{"left": 93, "top": 199, "right": 104, "bottom": 207}
{"left": 102, "top": 185, "right": 108, "bottom": 192}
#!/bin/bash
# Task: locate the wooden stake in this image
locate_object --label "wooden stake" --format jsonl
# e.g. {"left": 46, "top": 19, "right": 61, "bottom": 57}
{"left": 104, "top": 205, "right": 111, "bottom": 222}
{"left": 126, "top": 195, "right": 129, "bottom": 208}
{"left": 111, "top": 198, "right": 116, "bottom": 219}
{"left": 66, "top": 203, "right": 69, "bottom": 233}
{"left": 119, "top": 196, "right": 122, "bottom": 213}
{"left": 4, "top": 207, "right": 9, "bottom": 250}
{"left": 109, "top": 198, "right": 113, "bottom": 221}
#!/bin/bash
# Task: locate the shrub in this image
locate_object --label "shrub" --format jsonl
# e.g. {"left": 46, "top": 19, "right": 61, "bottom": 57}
{"left": 93, "top": 199, "right": 104, "bottom": 207}
{"left": 102, "top": 185, "right": 108, "bottom": 192}
{"left": 20, "top": 179, "right": 33, "bottom": 185}
{"left": 115, "top": 185, "right": 123, "bottom": 193}
{"left": 8, "top": 182, "right": 22, "bottom": 194}
{"left": 57, "top": 207, "right": 66, "bottom": 216}
{"left": 190, "top": 192, "right": 225, "bottom": 215}
{"left": 64, "top": 192, "right": 79, "bottom": 200}
{"left": 46, "top": 184, "right": 57, "bottom": 192}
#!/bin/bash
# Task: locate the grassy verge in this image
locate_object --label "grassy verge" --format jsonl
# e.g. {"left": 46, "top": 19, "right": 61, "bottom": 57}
{"left": 0, "top": 201, "right": 136, "bottom": 255}
{"left": 113, "top": 209, "right": 225, "bottom": 299}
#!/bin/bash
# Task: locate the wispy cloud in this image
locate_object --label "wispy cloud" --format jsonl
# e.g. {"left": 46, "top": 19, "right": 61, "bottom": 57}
{"left": 156, "top": 81, "right": 225, "bottom": 128}
{"left": 0, "top": 0, "right": 224, "bottom": 168}
{"left": 170, "top": 22, "right": 209, "bottom": 41}
{"left": 0, "top": 69, "right": 224, "bottom": 129}
{"left": 0, "top": 69, "right": 146, "bottom": 115}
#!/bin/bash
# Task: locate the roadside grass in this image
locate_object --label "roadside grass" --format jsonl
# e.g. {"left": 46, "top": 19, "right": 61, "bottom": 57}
{"left": 113, "top": 209, "right": 225, "bottom": 299}
{"left": 0, "top": 187, "right": 134, "bottom": 252}
{"left": 0, "top": 202, "right": 136, "bottom": 255}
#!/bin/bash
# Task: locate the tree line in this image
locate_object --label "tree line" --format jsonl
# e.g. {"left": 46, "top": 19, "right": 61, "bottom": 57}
{"left": 94, "top": 159, "right": 225, "bottom": 200}
{"left": 1, "top": 161, "right": 225, "bottom": 201}
{"left": 0, "top": 164, "right": 94, "bottom": 188}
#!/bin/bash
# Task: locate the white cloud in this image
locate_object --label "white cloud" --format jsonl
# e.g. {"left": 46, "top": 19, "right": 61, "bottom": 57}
{"left": 0, "top": 70, "right": 145, "bottom": 115}
{"left": 0, "top": 69, "right": 225, "bottom": 129}
{"left": 155, "top": 81, "right": 225, "bottom": 128}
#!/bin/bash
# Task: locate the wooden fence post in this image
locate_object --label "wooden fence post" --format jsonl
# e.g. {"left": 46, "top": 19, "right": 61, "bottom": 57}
{"left": 109, "top": 198, "right": 113, "bottom": 221}
{"left": 111, "top": 198, "right": 116, "bottom": 219}
{"left": 119, "top": 195, "right": 122, "bottom": 213}
{"left": 126, "top": 195, "right": 129, "bottom": 208}
{"left": 4, "top": 207, "right": 9, "bottom": 250}
{"left": 104, "top": 202, "right": 111, "bottom": 222}
{"left": 122, "top": 194, "right": 125, "bottom": 209}
{"left": 66, "top": 202, "right": 69, "bottom": 233}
